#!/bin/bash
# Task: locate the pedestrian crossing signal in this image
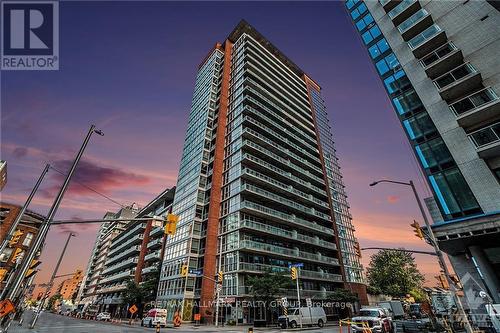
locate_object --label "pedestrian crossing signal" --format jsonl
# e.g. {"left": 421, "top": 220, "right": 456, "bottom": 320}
{"left": 291, "top": 267, "right": 297, "bottom": 280}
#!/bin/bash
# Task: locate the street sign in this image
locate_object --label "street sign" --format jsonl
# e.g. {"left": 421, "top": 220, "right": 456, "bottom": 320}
{"left": 306, "top": 298, "right": 312, "bottom": 307}
{"left": 289, "top": 263, "right": 304, "bottom": 268}
{"left": 128, "top": 304, "right": 138, "bottom": 314}
{"left": 0, "top": 299, "right": 15, "bottom": 318}
{"left": 189, "top": 269, "right": 203, "bottom": 276}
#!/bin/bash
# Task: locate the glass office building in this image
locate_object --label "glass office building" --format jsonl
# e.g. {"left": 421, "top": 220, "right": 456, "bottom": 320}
{"left": 345, "top": 0, "right": 500, "bottom": 305}
{"left": 157, "top": 20, "right": 366, "bottom": 323}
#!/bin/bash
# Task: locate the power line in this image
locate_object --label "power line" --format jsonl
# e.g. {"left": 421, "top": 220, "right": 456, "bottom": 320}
{"left": 49, "top": 166, "right": 126, "bottom": 209}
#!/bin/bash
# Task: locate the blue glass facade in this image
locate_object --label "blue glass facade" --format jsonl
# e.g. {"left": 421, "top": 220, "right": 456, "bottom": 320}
{"left": 345, "top": 0, "right": 482, "bottom": 221}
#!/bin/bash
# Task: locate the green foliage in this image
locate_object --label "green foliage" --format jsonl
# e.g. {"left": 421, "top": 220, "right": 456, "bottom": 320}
{"left": 366, "top": 285, "right": 383, "bottom": 295}
{"left": 247, "top": 271, "right": 293, "bottom": 304}
{"left": 366, "top": 249, "right": 425, "bottom": 297}
{"left": 47, "top": 293, "right": 62, "bottom": 310}
{"left": 409, "top": 288, "right": 428, "bottom": 303}
{"left": 122, "top": 279, "right": 147, "bottom": 309}
{"left": 327, "top": 288, "right": 359, "bottom": 303}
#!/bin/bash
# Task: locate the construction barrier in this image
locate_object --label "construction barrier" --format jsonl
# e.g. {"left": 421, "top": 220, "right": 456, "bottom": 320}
{"left": 339, "top": 318, "right": 372, "bottom": 333}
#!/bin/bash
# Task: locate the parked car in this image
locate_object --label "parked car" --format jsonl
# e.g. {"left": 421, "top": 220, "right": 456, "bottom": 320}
{"left": 351, "top": 307, "right": 394, "bottom": 333}
{"left": 96, "top": 312, "right": 111, "bottom": 321}
{"left": 278, "top": 307, "right": 327, "bottom": 329}
{"left": 141, "top": 308, "right": 167, "bottom": 328}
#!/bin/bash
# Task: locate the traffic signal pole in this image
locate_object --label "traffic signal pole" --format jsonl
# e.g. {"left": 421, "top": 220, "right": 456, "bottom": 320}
{"left": 0, "top": 125, "right": 103, "bottom": 333}
{"left": 370, "top": 179, "right": 474, "bottom": 333}
{"left": 295, "top": 268, "right": 302, "bottom": 329}
{"left": 0, "top": 164, "right": 50, "bottom": 260}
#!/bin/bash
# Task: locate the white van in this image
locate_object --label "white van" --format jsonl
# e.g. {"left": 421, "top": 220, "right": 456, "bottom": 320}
{"left": 278, "top": 307, "right": 327, "bottom": 328}
{"left": 141, "top": 308, "right": 167, "bottom": 327}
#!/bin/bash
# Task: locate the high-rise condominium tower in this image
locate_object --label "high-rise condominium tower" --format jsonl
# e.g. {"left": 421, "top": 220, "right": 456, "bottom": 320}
{"left": 157, "top": 20, "right": 366, "bottom": 323}
{"left": 345, "top": 0, "right": 500, "bottom": 304}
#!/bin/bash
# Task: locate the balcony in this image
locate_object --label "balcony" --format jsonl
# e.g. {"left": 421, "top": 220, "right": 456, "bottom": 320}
{"left": 141, "top": 265, "right": 159, "bottom": 275}
{"left": 144, "top": 250, "right": 161, "bottom": 262}
{"left": 420, "top": 42, "right": 463, "bottom": 79}
{"left": 239, "top": 239, "right": 339, "bottom": 266}
{"left": 98, "top": 283, "right": 127, "bottom": 294}
{"left": 408, "top": 24, "right": 447, "bottom": 58}
{"left": 380, "top": 0, "right": 399, "bottom": 12}
{"left": 388, "top": 0, "right": 421, "bottom": 26}
{"left": 433, "top": 63, "right": 482, "bottom": 101}
{"left": 450, "top": 88, "right": 500, "bottom": 127}
{"left": 147, "top": 238, "right": 162, "bottom": 249}
{"left": 398, "top": 8, "right": 432, "bottom": 41}
{"left": 102, "top": 257, "right": 138, "bottom": 276}
{"left": 99, "top": 269, "right": 135, "bottom": 284}
{"left": 240, "top": 200, "right": 331, "bottom": 234}
{"left": 108, "top": 234, "right": 143, "bottom": 257}
{"left": 110, "top": 223, "right": 145, "bottom": 248}
{"left": 468, "top": 122, "right": 500, "bottom": 158}
{"left": 238, "top": 262, "right": 342, "bottom": 282}
{"left": 105, "top": 245, "right": 140, "bottom": 266}
{"left": 149, "top": 226, "right": 163, "bottom": 237}
{"left": 239, "top": 219, "right": 337, "bottom": 250}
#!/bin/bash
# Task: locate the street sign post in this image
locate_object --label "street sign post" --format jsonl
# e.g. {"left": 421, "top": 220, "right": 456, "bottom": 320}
{"left": 129, "top": 304, "right": 138, "bottom": 314}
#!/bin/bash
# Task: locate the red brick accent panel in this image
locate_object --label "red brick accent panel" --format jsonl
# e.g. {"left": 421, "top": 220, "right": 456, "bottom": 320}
{"left": 199, "top": 40, "right": 233, "bottom": 322}
{"left": 135, "top": 220, "right": 153, "bottom": 283}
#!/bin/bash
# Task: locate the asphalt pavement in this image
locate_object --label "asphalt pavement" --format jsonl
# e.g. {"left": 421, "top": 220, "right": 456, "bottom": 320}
{"left": 8, "top": 311, "right": 340, "bottom": 333}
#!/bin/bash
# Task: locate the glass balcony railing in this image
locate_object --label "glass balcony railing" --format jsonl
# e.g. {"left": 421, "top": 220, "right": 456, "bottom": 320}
{"left": 398, "top": 8, "right": 429, "bottom": 33}
{"left": 468, "top": 122, "right": 500, "bottom": 148}
{"left": 380, "top": 0, "right": 391, "bottom": 6}
{"left": 102, "top": 257, "right": 138, "bottom": 276}
{"left": 105, "top": 245, "right": 140, "bottom": 266}
{"left": 433, "top": 63, "right": 477, "bottom": 90}
{"left": 144, "top": 250, "right": 161, "bottom": 261}
{"left": 450, "top": 88, "right": 499, "bottom": 116}
{"left": 99, "top": 269, "right": 134, "bottom": 284}
{"left": 408, "top": 24, "right": 442, "bottom": 50}
{"left": 240, "top": 200, "right": 330, "bottom": 234}
{"left": 420, "top": 42, "right": 458, "bottom": 68}
{"left": 108, "top": 234, "right": 143, "bottom": 257}
{"left": 240, "top": 219, "right": 336, "bottom": 249}
{"left": 238, "top": 262, "right": 342, "bottom": 281}
{"left": 389, "top": 0, "right": 416, "bottom": 19}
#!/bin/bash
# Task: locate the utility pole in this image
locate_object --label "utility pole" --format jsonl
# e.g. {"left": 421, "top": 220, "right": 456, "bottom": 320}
{"left": 370, "top": 179, "right": 474, "bottom": 333}
{"left": 0, "top": 125, "right": 102, "bottom": 333}
{"left": 30, "top": 232, "right": 75, "bottom": 328}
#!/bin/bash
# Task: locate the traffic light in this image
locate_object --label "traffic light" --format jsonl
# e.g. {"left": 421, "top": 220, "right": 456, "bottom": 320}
{"left": 218, "top": 270, "right": 223, "bottom": 283}
{"left": 180, "top": 264, "right": 188, "bottom": 277}
{"left": 291, "top": 267, "right": 297, "bottom": 280}
{"left": 8, "top": 230, "right": 24, "bottom": 247}
{"left": 354, "top": 242, "right": 362, "bottom": 257}
{"left": 165, "top": 214, "right": 179, "bottom": 235}
{"left": 0, "top": 269, "right": 7, "bottom": 282}
{"left": 11, "top": 248, "right": 23, "bottom": 263}
{"left": 25, "top": 260, "right": 41, "bottom": 279}
{"left": 411, "top": 220, "right": 424, "bottom": 239}
{"left": 435, "top": 273, "right": 449, "bottom": 289}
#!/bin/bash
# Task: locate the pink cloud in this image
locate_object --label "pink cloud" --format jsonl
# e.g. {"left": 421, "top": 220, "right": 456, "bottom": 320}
{"left": 387, "top": 195, "right": 400, "bottom": 204}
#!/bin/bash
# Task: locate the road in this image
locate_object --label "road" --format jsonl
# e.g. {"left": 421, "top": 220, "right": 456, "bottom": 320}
{"left": 9, "top": 311, "right": 340, "bottom": 333}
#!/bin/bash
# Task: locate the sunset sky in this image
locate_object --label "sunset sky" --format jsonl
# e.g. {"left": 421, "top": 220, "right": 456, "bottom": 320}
{"left": 1, "top": 1, "right": 441, "bottom": 292}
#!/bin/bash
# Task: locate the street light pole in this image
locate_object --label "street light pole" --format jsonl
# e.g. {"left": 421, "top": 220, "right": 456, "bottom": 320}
{"left": 0, "top": 125, "right": 102, "bottom": 333}
{"left": 370, "top": 179, "right": 474, "bottom": 333}
{"left": 30, "top": 232, "right": 76, "bottom": 328}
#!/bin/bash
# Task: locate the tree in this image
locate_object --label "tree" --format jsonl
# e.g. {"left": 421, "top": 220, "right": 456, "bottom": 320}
{"left": 122, "top": 279, "right": 147, "bottom": 318}
{"left": 366, "top": 249, "right": 425, "bottom": 297}
{"left": 247, "top": 271, "right": 294, "bottom": 323}
{"left": 47, "top": 293, "right": 62, "bottom": 310}
{"left": 327, "top": 288, "right": 359, "bottom": 303}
